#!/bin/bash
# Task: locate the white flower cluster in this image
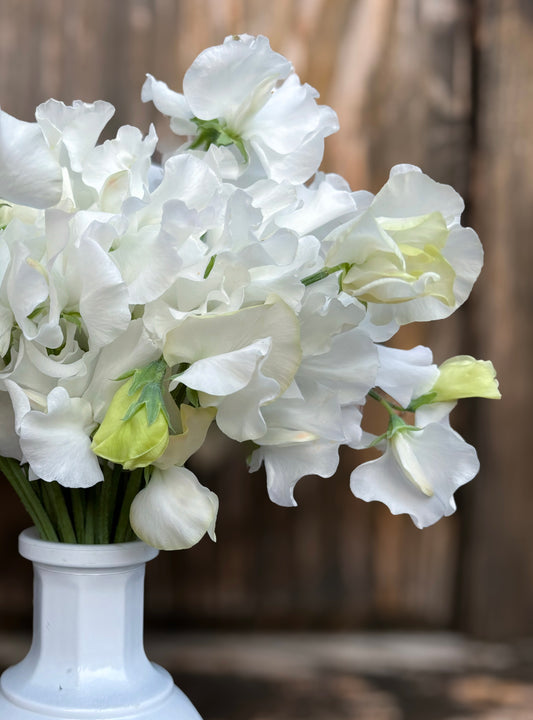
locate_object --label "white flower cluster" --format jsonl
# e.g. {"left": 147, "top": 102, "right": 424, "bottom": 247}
{"left": 0, "top": 35, "right": 499, "bottom": 549}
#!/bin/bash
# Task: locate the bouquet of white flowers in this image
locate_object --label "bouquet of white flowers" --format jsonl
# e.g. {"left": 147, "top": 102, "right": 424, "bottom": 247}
{"left": 0, "top": 34, "right": 500, "bottom": 551}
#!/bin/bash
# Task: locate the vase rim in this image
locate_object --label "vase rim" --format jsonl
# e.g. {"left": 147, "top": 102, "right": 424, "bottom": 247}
{"left": 18, "top": 527, "right": 159, "bottom": 567}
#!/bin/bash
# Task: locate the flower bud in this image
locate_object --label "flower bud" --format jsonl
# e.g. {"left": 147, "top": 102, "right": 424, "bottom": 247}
{"left": 130, "top": 466, "right": 218, "bottom": 550}
{"left": 91, "top": 379, "right": 169, "bottom": 470}
{"left": 431, "top": 355, "right": 501, "bottom": 402}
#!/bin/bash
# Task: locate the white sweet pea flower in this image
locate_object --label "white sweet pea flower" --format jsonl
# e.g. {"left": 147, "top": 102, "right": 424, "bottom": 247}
{"left": 3, "top": 220, "right": 63, "bottom": 350}
{"left": 143, "top": 252, "right": 249, "bottom": 339}
{"left": 250, "top": 396, "right": 363, "bottom": 507}
{"left": 0, "top": 208, "right": 131, "bottom": 355}
{"left": 143, "top": 34, "right": 338, "bottom": 184}
{"left": 82, "top": 124, "right": 158, "bottom": 212}
{"left": 241, "top": 230, "right": 320, "bottom": 311}
{"left": 178, "top": 338, "right": 280, "bottom": 440}
{"left": 0, "top": 321, "right": 88, "bottom": 416}
{"left": 5, "top": 381, "right": 103, "bottom": 488}
{"left": 110, "top": 154, "right": 225, "bottom": 306}
{"left": 73, "top": 233, "right": 131, "bottom": 350}
{"left": 35, "top": 99, "right": 115, "bottom": 175}
{"left": 350, "top": 420, "right": 479, "bottom": 528}
{"left": 249, "top": 289, "right": 378, "bottom": 504}
{"left": 277, "top": 171, "right": 370, "bottom": 240}
{"left": 0, "top": 108, "right": 62, "bottom": 209}
{"left": 164, "top": 297, "right": 301, "bottom": 441}
{"left": 129, "top": 466, "right": 218, "bottom": 550}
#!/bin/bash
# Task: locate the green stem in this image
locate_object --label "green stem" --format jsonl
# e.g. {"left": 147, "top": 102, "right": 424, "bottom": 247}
{"left": 70, "top": 489, "right": 86, "bottom": 543}
{"left": 40, "top": 482, "right": 76, "bottom": 544}
{"left": 0, "top": 458, "right": 58, "bottom": 541}
{"left": 367, "top": 388, "right": 405, "bottom": 414}
{"left": 113, "top": 469, "right": 143, "bottom": 543}
{"left": 84, "top": 489, "right": 96, "bottom": 544}
{"left": 301, "top": 263, "right": 351, "bottom": 287}
{"left": 97, "top": 464, "right": 121, "bottom": 544}
{"left": 172, "top": 382, "right": 187, "bottom": 407}
{"left": 39, "top": 480, "right": 57, "bottom": 526}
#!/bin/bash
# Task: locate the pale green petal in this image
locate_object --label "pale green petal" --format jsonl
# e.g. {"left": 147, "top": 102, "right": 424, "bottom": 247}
{"left": 155, "top": 405, "right": 216, "bottom": 469}
{"left": 431, "top": 355, "right": 501, "bottom": 402}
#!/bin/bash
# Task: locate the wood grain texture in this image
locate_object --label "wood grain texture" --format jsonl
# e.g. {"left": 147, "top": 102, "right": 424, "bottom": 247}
{"left": 0, "top": 0, "right": 518, "bottom": 637}
{"left": 460, "top": 0, "right": 533, "bottom": 639}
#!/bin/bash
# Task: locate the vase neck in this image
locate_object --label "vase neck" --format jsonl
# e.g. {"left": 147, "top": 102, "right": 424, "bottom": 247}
{"left": 31, "top": 560, "right": 151, "bottom": 675}
{"left": 0, "top": 531, "right": 190, "bottom": 717}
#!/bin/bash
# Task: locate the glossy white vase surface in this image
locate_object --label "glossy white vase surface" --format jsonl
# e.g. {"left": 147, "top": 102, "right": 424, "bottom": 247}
{"left": 0, "top": 528, "right": 203, "bottom": 720}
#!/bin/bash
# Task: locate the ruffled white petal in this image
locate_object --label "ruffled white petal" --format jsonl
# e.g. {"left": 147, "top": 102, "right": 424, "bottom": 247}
{"left": 0, "top": 109, "right": 62, "bottom": 208}
{"left": 77, "top": 237, "right": 131, "bottom": 349}
{"left": 36, "top": 99, "right": 115, "bottom": 173}
{"left": 376, "top": 345, "right": 439, "bottom": 407}
{"left": 350, "top": 423, "right": 479, "bottom": 528}
{"left": 13, "top": 385, "right": 102, "bottom": 488}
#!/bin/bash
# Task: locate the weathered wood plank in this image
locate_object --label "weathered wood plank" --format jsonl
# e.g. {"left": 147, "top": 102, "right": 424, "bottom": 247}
{"left": 460, "top": 0, "right": 533, "bottom": 639}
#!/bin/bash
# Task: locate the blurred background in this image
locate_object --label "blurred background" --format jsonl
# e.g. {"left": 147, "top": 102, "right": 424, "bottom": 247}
{"left": 0, "top": 1, "right": 532, "bottom": 717}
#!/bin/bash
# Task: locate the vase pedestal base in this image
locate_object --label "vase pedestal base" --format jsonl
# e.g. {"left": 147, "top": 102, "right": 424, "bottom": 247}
{"left": 0, "top": 664, "right": 201, "bottom": 720}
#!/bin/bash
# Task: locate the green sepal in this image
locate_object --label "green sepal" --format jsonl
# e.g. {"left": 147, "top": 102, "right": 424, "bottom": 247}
{"left": 386, "top": 413, "right": 421, "bottom": 439}
{"left": 122, "top": 383, "right": 168, "bottom": 426}
{"left": 128, "top": 358, "right": 167, "bottom": 395}
{"left": 190, "top": 117, "right": 249, "bottom": 162}
{"left": 119, "top": 358, "right": 170, "bottom": 427}
{"left": 367, "top": 432, "right": 388, "bottom": 448}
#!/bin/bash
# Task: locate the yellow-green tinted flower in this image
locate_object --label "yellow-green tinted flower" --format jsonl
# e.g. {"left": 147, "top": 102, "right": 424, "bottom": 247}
{"left": 431, "top": 355, "right": 501, "bottom": 402}
{"left": 335, "top": 212, "right": 456, "bottom": 306}
{"left": 91, "top": 379, "right": 169, "bottom": 470}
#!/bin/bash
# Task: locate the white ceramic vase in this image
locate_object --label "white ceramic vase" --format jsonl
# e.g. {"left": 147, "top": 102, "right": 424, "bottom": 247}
{"left": 0, "top": 528, "right": 203, "bottom": 720}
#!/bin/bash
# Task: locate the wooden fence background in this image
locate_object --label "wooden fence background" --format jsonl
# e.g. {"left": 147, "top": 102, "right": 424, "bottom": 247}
{"left": 0, "top": 0, "right": 531, "bottom": 640}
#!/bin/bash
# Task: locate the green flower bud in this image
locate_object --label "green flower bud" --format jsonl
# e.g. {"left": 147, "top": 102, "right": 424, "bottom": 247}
{"left": 91, "top": 379, "right": 169, "bottom": 470}
{"left": 431, "top": 355, "right": 501, "bottom": 402}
